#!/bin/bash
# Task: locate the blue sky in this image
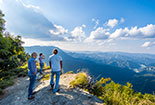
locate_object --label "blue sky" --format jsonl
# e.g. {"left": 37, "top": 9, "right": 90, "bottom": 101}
{"left": 0, "top": 0, "right": 155, "bottom": 53}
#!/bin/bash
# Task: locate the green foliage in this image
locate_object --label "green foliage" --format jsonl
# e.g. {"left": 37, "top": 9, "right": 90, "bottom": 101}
{"left": 0, "top": 33, "right": 30, "bottom": 70}
{"left": 0, "top": 63, "right": 28, "bottom": 94}
{"left": 69, "top": 72, "right": 155, "bottom": 105}
{"left": 42, "top": 73, "right": 51, "bottom": 81}
{"left": 0, "top": 76, "right": 14, "bottom": 89}
{"left": 0, "top": 10, "right": 30, "bottom": 94}
{"left": 66, "top": 71, "right": 74, "bottom": 74}
{"left": 0, "top": 11, "right": 30, "bottom": 71}
{"left": 69, "top": 72, "right": 88, "bottom": 88}
{"left": 91, "top": 77, "right": 111, "bottom": 96}
{"left": 44, "top": 66, "right": 50, "bottom": 70}
{"left": 0, "top": 10, "right": 5, "bottom": 32}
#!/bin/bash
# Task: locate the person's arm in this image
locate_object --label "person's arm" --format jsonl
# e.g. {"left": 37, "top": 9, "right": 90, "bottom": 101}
{"left": 60, "top": 61, "right": 63, "bottom": 74}
{"left": 49, "top": 61, "right": 51, "bottom": 69}
{"left": 42, "top": 55, "right": 45, "bottom": 59}
{"left": 31, "top": 60, "right": 36, "bottom": 75}
{"left": 49, "top": 56, "right": 51, "bottom": 69}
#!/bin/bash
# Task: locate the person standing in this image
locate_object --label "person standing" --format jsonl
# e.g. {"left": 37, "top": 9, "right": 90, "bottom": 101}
{"left": 39, "top": 53, "right": 45, "bottom": 74}
{"left": 28, "top": 52, "right": 37, "bottom": 100}
{"left": 49, "top": 48, "right": 63, "bottom": 93}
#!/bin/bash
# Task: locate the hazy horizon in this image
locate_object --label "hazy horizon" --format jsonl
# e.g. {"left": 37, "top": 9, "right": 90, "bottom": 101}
{"left": 24, "top": 45, "right": 155, "bottom": 55}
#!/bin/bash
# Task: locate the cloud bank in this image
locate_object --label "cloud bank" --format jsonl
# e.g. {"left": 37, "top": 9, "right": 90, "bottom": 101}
{"left": 1, "top": 0, "right": 155, "bottom": 52}
{"left": 142, "top": 41, "right": 155, "bottom": 47}
{"left": 0, "top": 0, "right": 66, "bottom": 41}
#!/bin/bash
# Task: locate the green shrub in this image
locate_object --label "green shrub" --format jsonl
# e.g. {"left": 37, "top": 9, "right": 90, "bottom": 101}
{"left": 0, "top": 63, "right": 28, "bottom": 94}
{"left": 17, "top": 69, "right": 27, "bottom": 77}
{"left": 44, "top": 66, "right": 50, "bottom": 70}
{"left": 65, "top": 71, "right": 74, "bottom": 74}
{"left": 91, "top": 77, "right": 111, "bottom": 96}
{"left": 69, "top": 72, "right": 88, "bottom": 88}
{"left": 0, "top": 76, "right": 14, "bottom": 89}
{"left": 42, "top": 73, "right": 51, "bottom": 81}
{"left": 0, "top": 11, "right": 29, "bottom": 95}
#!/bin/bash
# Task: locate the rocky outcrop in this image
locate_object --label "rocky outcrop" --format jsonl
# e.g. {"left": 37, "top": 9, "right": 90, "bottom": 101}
{"left": 0, "top": 72, "right": 103, "bottom": 105}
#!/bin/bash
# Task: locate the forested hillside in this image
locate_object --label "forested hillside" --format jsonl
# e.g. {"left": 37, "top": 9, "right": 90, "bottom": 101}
{"left": 0, "top": 10, "right": 30, "bottom": 94}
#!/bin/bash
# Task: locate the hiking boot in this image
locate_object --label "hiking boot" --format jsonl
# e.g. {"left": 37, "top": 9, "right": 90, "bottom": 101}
{"left": 53, "top": 89, "right": 60, "bottom": 93}
{"left": 50, "top": 84, "right": 54, "bottom": 90}
{"left": 28, "top": 96, "right": 35, "bottom": 100}
{"left": 56, "top": 89, "right": 60, "bottom": 92}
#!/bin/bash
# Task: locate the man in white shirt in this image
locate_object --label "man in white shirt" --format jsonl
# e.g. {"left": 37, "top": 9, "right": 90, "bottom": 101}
{"left": 49, "top": 48, "right": 63, "bottom": 93}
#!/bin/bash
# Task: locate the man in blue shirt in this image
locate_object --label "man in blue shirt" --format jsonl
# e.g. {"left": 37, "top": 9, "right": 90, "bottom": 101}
{"left": 49, "top": 49, "right": 63, "bottom": 93}
{"left": 28, "top": 52, "right": 37, "bottom": 100}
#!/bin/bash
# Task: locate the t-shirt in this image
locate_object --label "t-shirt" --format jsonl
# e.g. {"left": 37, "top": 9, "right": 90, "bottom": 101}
{"left": 48, "top": 54, "right": 62, "bottom": 71}
{"left": 28, "top": 57, "right": 37, "bottom": 76}
{"left": 39, "top": 56, "right": 43, "bottom": 64}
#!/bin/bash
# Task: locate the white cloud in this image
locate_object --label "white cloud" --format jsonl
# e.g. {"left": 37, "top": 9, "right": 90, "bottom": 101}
{"left": 139, "top": 24, "right": 155, "bottom": 37}
{"left": 110, "top": 27, "right": 129, "bottom": 39}
{"left": 22, "top": 37, "right": 102, "bottom": 52}
{"left": 106, "top": 19, "right": 118, "bottom": 28}
{"left": 120, "top": 18, "right": 125, "bottom": 23}
{"left": 142, "top": 42, "right": 151, "bottom": 47}
{"left": 17, "top": 0, "right": 39, "bottom": 9}
{"left": 0, "top": 0, "right": 68, "bottom": 41}
{"left": 82, "top": 24, "right": 86, "bottom": 28}
{"left": 85, "top": 27, "right": 110, "bottom": 42}
{"left": 85, "top": 24, "right": 155, "bottom": 48}
{"left": 92, "top": 18, "right": 99, "bottom": 29}
{"left": 110, "top": 24, "right": 155, "bottom": 39}
{"left": 16, "top": 0, "right": 41, "bottom": 13}
{"left": 49, "top": 24, "right": 68, "bottom": 35}
{"left": 94, "top": 39, "right": 114, "bottom": 46}
{"left": 22, "top": 38, "right": 55, "bottom": 46}
{"left": 0, "top": 0, "right": 3, "bottom": 6}
{"left": 70, "top": 25, "right": 86, "bottom": 41}
{"left": 142, "top": 41, "right": 155, "bottom": 47}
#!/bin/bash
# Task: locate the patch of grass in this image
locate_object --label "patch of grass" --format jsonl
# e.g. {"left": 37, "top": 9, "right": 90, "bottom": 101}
{"left": 0, "top": 63, "right": 28, "bottom": 94}
{"left": 41, "top": 73, "right": 57, "bottom": 81}
{"left": 42, "top": 73, "right": 51, "bottom": 81}
{"left": 65, "top": 71, "right": 74, "bottom": 74}
{"left": 44, "top": 66, "right": 50, "bottom": 70}
{"left": 0, "top": 76, "right": 14, "bottom": 89}
{"left": 69, "top": 72, "right": 88, "bottom": 88}
{"left": 17, "top": 69, "right": 27, "bottom": 77}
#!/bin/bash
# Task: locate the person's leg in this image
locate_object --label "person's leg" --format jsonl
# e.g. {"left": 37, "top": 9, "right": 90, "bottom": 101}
{"left": 32, "top": 75, "right": 36, "bottom": 91}
{"left": 42, "top": 63, "right": 44, "bottom": 69}
{"left": 53, "top": 71, "right": 61, "bottom": 93}
{"left": 50, "top": 71, "right": 55, "bottom": 88}
{"left": 28, "top": 76, "right": 34, "bottom": 98}
{"left": 40, "top": 63, "right": 43, "bottom": 74}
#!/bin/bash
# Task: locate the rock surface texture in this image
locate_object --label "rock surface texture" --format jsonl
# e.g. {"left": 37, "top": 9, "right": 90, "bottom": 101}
{"left": 0, "top": 71, "right": 103, "bottom": 105}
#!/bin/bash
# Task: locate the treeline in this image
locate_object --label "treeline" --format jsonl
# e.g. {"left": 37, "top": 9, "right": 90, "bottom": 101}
{"left": 0, "top": 10, "right": 30, "bottom": 94}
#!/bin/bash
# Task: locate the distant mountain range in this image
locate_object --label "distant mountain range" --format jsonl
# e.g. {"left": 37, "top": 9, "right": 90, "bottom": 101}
{"left": 68, "top": 51, "right": 155, "bottom": 73}
{"left": 24, "top": 46, "right": 155, "bottom": 94}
